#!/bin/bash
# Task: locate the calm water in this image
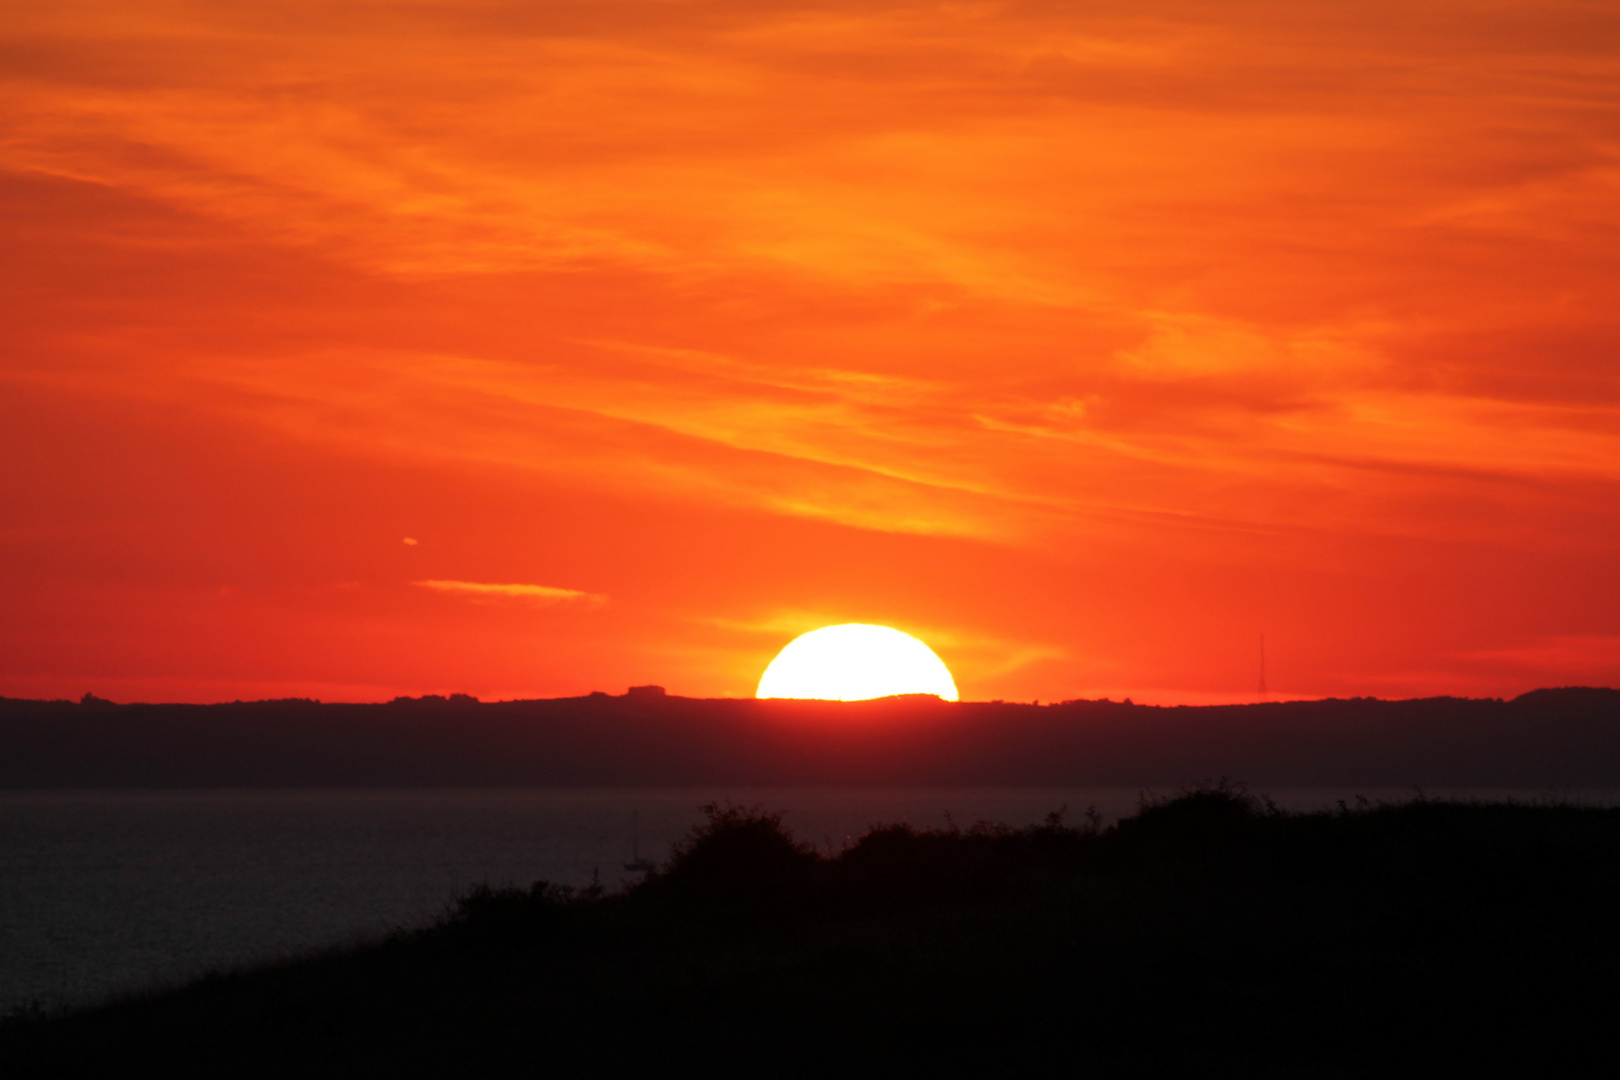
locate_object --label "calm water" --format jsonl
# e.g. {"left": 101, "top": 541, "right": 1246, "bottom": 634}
{"left": 3, "top": 787, "right": 1615, "bottom": 1012}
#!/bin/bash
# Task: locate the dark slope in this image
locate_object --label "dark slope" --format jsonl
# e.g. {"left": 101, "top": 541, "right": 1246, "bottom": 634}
{"left": 2, "top": 687, "right": 1618, "bottom": 786}
{"left": 5, "top": 792, "right": 1619, "bottom": 1077}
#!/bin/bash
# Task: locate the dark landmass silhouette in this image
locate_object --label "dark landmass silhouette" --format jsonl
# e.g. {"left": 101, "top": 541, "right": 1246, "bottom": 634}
{"left": 2, "top": 687, "right": 1618, "bottom": 787}
{"left": 4, "top": 789, "right": 1617, "bottom": 1076}
{"left": 3, "top": 686, "right": 1620, "bottom": 788}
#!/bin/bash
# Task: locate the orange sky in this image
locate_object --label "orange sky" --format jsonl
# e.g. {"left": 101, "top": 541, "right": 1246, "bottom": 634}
{"left": 3, "top": 0, "right": 1619, "bottom": 704}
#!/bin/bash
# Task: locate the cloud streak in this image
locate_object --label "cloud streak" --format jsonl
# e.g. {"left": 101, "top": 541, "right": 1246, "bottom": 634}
{"left": 413, "top": 580, "right": 608, "bottom": 608}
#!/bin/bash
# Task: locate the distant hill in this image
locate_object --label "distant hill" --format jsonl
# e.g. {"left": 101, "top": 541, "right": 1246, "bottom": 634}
{"left": 1, "top": 688, "right": 1618, "bottom": 787}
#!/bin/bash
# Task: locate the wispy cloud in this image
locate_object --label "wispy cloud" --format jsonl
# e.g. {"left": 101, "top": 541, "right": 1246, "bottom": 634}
{"left": 413, "top": 580, "right": 607, "bottom": 608}
{"left": 10, "top": 1, "right": 1620, "bottom": 551}
{"left": 1464, "top": 636, "right": 1620, "bottom": 677}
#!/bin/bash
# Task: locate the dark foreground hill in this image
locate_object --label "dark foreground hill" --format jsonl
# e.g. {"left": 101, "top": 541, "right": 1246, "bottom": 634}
{"left": 4, "top": 790, "right": 1618, "bottom": 1077}
{"left": 2, "top": 686, "right": 1619, "bottom": 786}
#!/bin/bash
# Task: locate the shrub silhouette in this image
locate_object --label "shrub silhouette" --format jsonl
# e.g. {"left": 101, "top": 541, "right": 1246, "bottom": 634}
{"left": 441, "top": 880, "right": 585, "bottom": 946}
{"left": 645, "top": 803, "right": 821, "bottom": 923}
{"left": 1108, "top": 780, "right": 1265, "bottom": 858}
{"left": 661, "top": 802, "right": 819, "bottom": 882}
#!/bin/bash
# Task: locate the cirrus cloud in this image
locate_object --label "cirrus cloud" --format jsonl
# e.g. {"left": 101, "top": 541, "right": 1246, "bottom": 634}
{"left": 412, "top": 580, "right": 608, "bottom": 608}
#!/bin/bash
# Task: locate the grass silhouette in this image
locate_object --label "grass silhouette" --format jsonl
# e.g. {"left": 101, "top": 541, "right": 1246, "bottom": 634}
{"left": 4, "top": 786, "right": 1619, "bottom": 1076}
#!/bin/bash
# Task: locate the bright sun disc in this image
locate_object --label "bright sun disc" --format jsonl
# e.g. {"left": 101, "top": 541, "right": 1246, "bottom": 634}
{"left": 756, "top": 624, "right": 959, "bottom": 701}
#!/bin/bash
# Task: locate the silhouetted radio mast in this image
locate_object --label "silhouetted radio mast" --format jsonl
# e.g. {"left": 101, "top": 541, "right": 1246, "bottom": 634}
{"left": 1258, "top": 633, "right": 1268, "bottom": 696}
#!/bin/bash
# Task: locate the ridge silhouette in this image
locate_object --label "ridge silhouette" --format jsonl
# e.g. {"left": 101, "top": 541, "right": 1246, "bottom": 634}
{"left": 5, "top": 787, "right": 1618, "bottom": 1076}
{"left": 1, "top": 688, "right": 1617, "bottom": 787}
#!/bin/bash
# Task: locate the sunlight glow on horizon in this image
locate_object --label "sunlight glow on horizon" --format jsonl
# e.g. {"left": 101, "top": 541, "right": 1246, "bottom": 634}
{"left": 756, "top": 624, "right": 960, "bottom": 702}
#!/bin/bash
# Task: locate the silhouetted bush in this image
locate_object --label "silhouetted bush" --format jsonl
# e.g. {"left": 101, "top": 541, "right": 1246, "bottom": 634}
{"left": 661, "top": 802, "right": 819, "bottom": 884}
{"left": 641, "top": 803, "right": 821, "bottom": 927}
{"left": 440, "top": 880, "right": 589, "bottom": 947}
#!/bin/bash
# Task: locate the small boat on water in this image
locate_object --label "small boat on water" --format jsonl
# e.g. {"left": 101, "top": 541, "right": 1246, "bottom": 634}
{"left": 624, "top": 811, "right": 655, "bottom": 873}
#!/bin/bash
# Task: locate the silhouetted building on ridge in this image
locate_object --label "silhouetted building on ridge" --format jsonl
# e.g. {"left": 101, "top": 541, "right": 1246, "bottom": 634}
{"left": 387, "top": 693, "right": 479, "bottom": 707}
{"left": 627, "top": 685, "right": 667, "bottom": 700}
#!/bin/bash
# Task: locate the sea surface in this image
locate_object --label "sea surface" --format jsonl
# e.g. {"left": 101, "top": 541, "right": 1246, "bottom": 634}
{"left": 3, "top": 786, "right": 1615, "bottom": 1012}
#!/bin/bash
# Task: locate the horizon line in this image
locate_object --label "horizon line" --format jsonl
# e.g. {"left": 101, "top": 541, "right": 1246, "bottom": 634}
{"left": 6, "top": 687, "right": 1612, "bottom": 710}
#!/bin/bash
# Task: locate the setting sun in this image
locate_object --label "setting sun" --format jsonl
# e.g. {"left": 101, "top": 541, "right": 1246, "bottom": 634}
{"left": 756, "top": 624, "right": 959, "bottom": 702}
